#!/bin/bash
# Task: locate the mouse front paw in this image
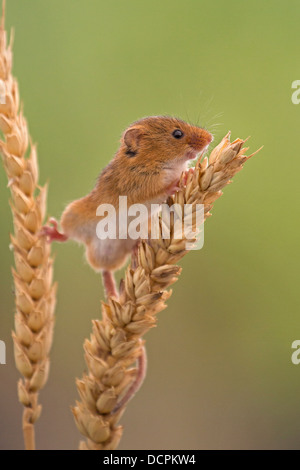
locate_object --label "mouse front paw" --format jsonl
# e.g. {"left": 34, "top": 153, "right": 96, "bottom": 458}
{"left": 165, "top": 180, "right": 181, "bottom": 197}
{"left": 181, "top": 168, "right": 195, "bottom": 187}
{"left": 40, "top": 217, "right": 68, "bottom": 243}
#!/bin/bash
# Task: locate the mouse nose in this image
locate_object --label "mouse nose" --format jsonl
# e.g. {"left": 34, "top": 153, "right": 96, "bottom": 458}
{"left": 188, "top": 129, "right": 213, "bottom": 151}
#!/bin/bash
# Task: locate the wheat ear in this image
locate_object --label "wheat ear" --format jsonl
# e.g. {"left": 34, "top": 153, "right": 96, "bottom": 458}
{"left": 73, "top": 132, "right": 260, "bottom": 450}
{"left": 0, "top": 3, "right": 56, "bottom": 450}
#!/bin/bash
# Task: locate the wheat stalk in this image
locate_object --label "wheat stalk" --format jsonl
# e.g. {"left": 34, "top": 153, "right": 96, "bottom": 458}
{"left": 73, "top": 132, "right": 260, "bottom": 449}
{"left": 0, "top": 2, "right": 56, "bottom": 450}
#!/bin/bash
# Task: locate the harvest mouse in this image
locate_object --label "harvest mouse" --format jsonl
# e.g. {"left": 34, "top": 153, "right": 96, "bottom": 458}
{"left": 42, "top": 115, "right": 212, "bottom": 293}
{"left": 41, "top": 116, "right": 212, "bottom": 413}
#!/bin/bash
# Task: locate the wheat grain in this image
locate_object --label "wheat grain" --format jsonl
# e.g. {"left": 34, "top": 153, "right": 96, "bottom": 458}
{"left": 0, "top": 2, "right": 56, "bottom": 450}
{"left": 73, "top": 130, "right": 260, "bottom": 449}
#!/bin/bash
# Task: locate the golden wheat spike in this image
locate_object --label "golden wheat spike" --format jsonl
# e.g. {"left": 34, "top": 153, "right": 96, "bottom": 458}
{"left": 73, "top": 133, "right": 259, "bottom": 450}
{"left": 0, "top": 1, "right": 56, "bottom": 450}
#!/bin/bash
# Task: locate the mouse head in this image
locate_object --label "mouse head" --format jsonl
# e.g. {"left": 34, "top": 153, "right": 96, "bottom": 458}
{"left": 120, "top": 116, "right": 213, "bottom": 163}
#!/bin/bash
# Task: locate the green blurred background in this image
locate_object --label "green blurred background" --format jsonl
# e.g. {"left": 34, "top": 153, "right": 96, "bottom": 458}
{"left": 0, "top": 0, "right": 299, "bottom": 450}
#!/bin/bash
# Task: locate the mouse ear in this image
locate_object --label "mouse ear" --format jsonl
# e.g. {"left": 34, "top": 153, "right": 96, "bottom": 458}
{"left": 123, "top": 127, "right": 143, "bottom": 156}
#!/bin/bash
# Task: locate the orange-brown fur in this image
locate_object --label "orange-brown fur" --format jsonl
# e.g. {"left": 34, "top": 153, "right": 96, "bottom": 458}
{"left": 60, "top": 116, "right": 212, "bottom": 271}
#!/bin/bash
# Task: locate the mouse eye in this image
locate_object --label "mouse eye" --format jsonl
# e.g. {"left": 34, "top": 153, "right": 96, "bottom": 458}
{"left": 172, "top": 129, "right": 184, "bottom": 139}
